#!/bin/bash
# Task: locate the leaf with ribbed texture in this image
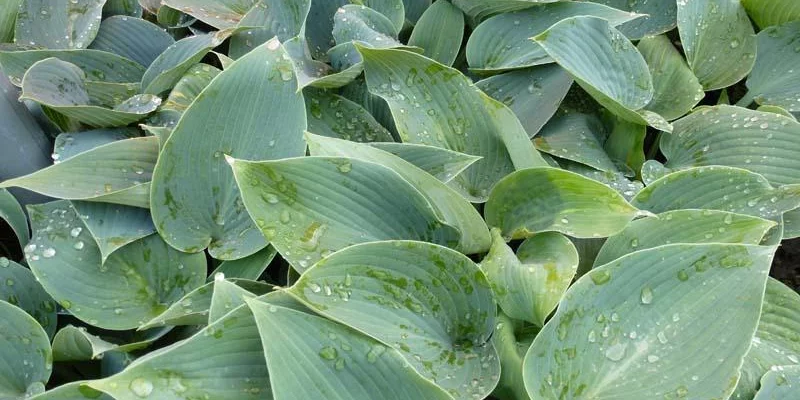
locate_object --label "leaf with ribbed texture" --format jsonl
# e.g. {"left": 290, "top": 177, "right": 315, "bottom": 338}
{"left": 162, "top": 0, "right": 258, "bottom": 28}
{"left": 563, "top": 163, "right": 644, "bottom": 201}
{"left": 230, "top": 156, "right": 460, "bottom": 272}
{"left": 0, "top": 47, "right": 146, "bottom": 86}
{"left": 754, "top": 365, "right": 800, "bottom": 399}
{"left": 28, "top": 381, "right": 113, "bottom": 400}
{"left": 19, "top": 58, "right": 161, "bottom": 128}
{"left": 52, "top": 325, "right": 121, "bottom": 361}
{"left": 0, "top": 0, "right": 21, "bottom": 42}
{"left": 289, "top": 241, "right": 499, "bottom": 399}
{"left": 481, "top": 229, "right": 578, "bottom": 326}
{"left": 14, "top": 0, "right": 104, "bottom": 49}
{"left": 601, "top": 113, "right": 646, "bottom": 176}
{"left": 661, "top": 105, "right": 800, "bottom": 186}
{"left": 306, "top": 133, "right": 490, "bottom": 254}
{"left": 485, "top": 167, "right": 641, "bottom": 240}
{"left": 103, "top": 0, "right": 143, "bottom": 17}
{"left": 742, "top": 0, "right": 800, "bottom": 29}
{"left": 368, "top": 142, "right": 481, "bottom": 183}
{"left": 333, "top": 4, "right": 401, "bottom": 50}
{"left": 1, "top": 137, "right": 157, "bottom": 208}
{"left": 147, "top": 63, "right": 220, "bottom": 131}
{"left": 150, "top": 39, "right": 306, "bottom": 260}
{"left": 523, "top": 243, "right": 775, "bottom": 399}
{"left": 88, "top": 16, "right": 174, "bottom": 67}
{"left": 677, "top": 0, "right": 756, "bottom": 91}
{"left": 734, "top": 278, "right": 800, "bottom": 399}
{"left": 71, "top": 201, "right": 156, "bottom": 264}
{"left": 533, "top": 113, "right": 618, "bottom": 173}
{"left": 452, "top": 0, "right": 558, "bottom": 22}
{"left": 52, "top": 128, "right": 139, "bottom": 162}
{"left": 304, "top": 87, "right": 394, "bottom": 142}
{"left": 209, "top": 246, "right": 277, "bottom": 281}
{"left": 89, "top": 304, "right": 271, "bottom": 400}
{"left": 534, "top": 16, "right": 671, "bottom": 132}
{"left": 466, "top": 2, "right": 640, "bottom": 74}
{"left": 741, "top": 21, "right": 800, "bottom": 112}
{"left": 248, "top": 295, "right": 453, "bottom": 400}
{"left": 638, "top": 35, "right": 704, "bottom": 121}
{"left": 0, "top": 189, "right": 29, "bottom": 249}
{"left": 0, "top": 258, "right": 57, "bottom": 338}
{"left": 25, "top": 201, "right": 206, "bottom": 331}
{"left": 228, "top": 0, "right": 311, "bottom": 59}
{"left": 360, "top": 46, "right": 547, "bottom": 202}
{"left": 477, "top": 65, "right": 573, "bottom": 138}
{"left": 403, "top": 0, "right": 430, "bottom": 23}
{"left": 208, "top": 278, "right": 258, "bottom": 324}
{"left": 594, "top": 209, "right": 776, "bottom": 267}
{"left": 362, "top": 0, "right": 406, "bottom": 33}
{"left": 587, "top": 0, "right": 677, "bottom": 39}
{"left": 407, "top": 0, "right": 464, "bottom": 66}
{"left": 0, "top": 300, "right": 52, "bottom": 399}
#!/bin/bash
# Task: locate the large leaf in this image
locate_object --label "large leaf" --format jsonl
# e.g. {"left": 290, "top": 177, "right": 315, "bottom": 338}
{"left": 523, "top": 243, "right": 775, "bottom": 399}
{"left": 14, "top": 0, "right": 105, "bottom": 49}
{"left": 0, "top": 47, "right": 146, "bottom": 86}
{"left": 677, "top": 0, "right": 757, "bottom": 90}
{"left": 465, "top": 2, "right": 640, "bottom": 74}
{"left": 25, "top": 201, "right": 206, "bottom": 330}
{"left": 1, "top": 137, "right": 158, "bottom": 209}
{"left": 88, "top": 16, "right": 175, "bottom": 67}
{"left": 0, "top": 258, "right": 57, "bottom": 338}
{"left": 594, "top": 209, "right": 777, "bottom": 267}
{"left": 161, "top": 0, "right": 258, "bottom": 28}
{"left": 71, "top": 201, "right": 157, "bottom": 263}
{"left": 289, "top": 241, "right": 499, "bottom": 399}
{"left": 741, "top": 21, "right": 800, "bottom": 112}
{"left": 638, "top": 35, "right": 705, "bottom": 121}
{"left": 306, "top": 133, "right": 490, "bottom": 254}
{"left": 477, "top": 65, "right": 573, "bottom": 138}
{"left": 0, "top": 189, "right": 29, "bottom": 249}
{"left": 359, "top": 46, "right": 547, "bottom": 202}
{"left": 368, "top": 142, "right": 481, "bottom": 183}
{"left": 230, "top": 156, "right": 460, "bottom": 271}
{"left": 741, "top": 0, "right": 800, "bottom": 29}
{"left": 753, "top": 365, "right": 800, "bottom": 399}
{"left": 534, "top": 16, "right": 671, "bottom": 132}
{"left": 0, "top": 300, "right": 52, "bottom": 399}
{"left": 485, "top": 167, "right": 641, "bottom": 240}
{"left": 228, "top": 0, "right": 312, "bottom": 59}
{"left": 89, "top": 304, "right": 271, "bottom": 399}
{"left": 19, "top": 58, "right": 160, "bottom": 127}
{"left": 248, "top": 295, "right": 453, "bottom": 400}
{"left": 586, "top": 0, "right": 677, "bottom": 39}
{"left": 304, "top": 87, "right": 394, "bottom": 142}
{"left": 533, "top": 113, "right": 618, "bottom": 173}
{"left": 150, "top": 39, "right": 306, "bottom": 260}
{"left": 661, "top": 105, "right": 800, "bottom": 186}
{"left": 481, "top": 229, "right": 578, "bottom": 326}
{"left": 407, "top": 0, "right": 464, "bottom": 66}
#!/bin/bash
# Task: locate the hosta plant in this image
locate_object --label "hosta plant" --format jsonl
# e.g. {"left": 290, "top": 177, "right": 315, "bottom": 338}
{"left": 1, "top": 0, "right": 800, "bottom": 399}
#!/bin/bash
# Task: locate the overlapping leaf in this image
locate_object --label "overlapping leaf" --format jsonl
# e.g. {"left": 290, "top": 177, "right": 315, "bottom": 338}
{"left": 741, "top": 0, "right": 800, "bottom": 29}
{"left": 742, "top": 21, "right": 800, "bottom": 112}
{"left": 88, "top": 15, "right": 175, "bottom": 67}
{"left": 368, "top": 142, "right": 481, "bottom": 183}
{"left": 0, "top": 47, "right": 146, "bottom": 86}
{"left": 0, "top": 258, "right": 57, "bottom": 338}
{"left": 638, "top": 35, "right": 704, "bottom": 121}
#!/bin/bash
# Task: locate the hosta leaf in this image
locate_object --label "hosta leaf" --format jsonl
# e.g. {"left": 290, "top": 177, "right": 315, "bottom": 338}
{"left": 452, "top": 0, "right": 558, "bottom": 22}
{"left": 151, "top": 39, "right": 306, "bottom": 260}
{"left": 407, "top": 0, "right": 464, "bottom": 66}
{"left": 492, "top": 313, "right": 534, "bottom": 400}
{"left": 586, "top": 0, "right": 677, "bottom": 39}
{"left": 228, "top": 0, "right": 311, "bottom": 59}
{"left": 563, "top": 163, "right": 644, "bottom": 201}
{"left": 0, "top": 189, "right": 29, "bottom": 249}
{"left": 759, "top": 105, "right": 797, "bottom": 120}
{"left": 677, "top": 0, "right": 757, "bottom": 91}
{"left": 533, "top": 113, "right": 618, "bottom": 173}
{"left": 306, "top": 133, "right": 490, "bottom": 254}
{"left": 368, "top": 142, "right": 481, "bottom": 183}
{"left": 19, "top": 59, "right": 161, "bottom": 128}
{"left": 1, "top": 137, "right": 157, "bottom": 208}
{"left": 208, "top": 278, "right": 258, "bottom": 324}
{"left": 632, "top": 166, "right": 800, "bottom": 223}
{"left": 289, "top": 241, "right": 499, "bottom": 399}
{"left": 88, "top": 16, "right": 175, "bottom": 67}
{"left": 52, "top": 325, "right": 122, "bottom": 361}
{"left": 103, "top": 0, "right": 143, "bottom": 17}
{"left": 141, "top": 30, "right": 232, "bottom": 95}
{"left": 741, "top": 0, "right": 800, "bottom": 29}
{"left": 481, "top": 229, "right": 578, "bottom": 326}
{"left": 784, "top": 207, "right": 800, "bottom": 239}
{"left": 534, "top": 17, "right": 671, "bottom": 132}
{"left": 305, "top": 0, "right": 349, "bottom": 59}
{"left": 147, "top": 63, "right": 221, "bottom": 131}
{"left": 71, "top": 201, "right": 156, "bottom": 264}
{"left": 209, "top": 246, "right": 277, "bottom": 281}
{"left": 28, "top": 382, "right": 113, "bottom": 400}
{"left": 661, "top": 105, "right": 800, "bottom": 186}
{"left": 594, "top": 209, "right": 777, "bottom": 267}
{"left": 734, "top": 278, "right": 800, "bottom": 399}
{"left": 333, "top": 4, "right": 401, "bottom": 49}
{"left": 359, "top": 46, "right": 547, "bottom": 202}
{"left": 523, "top": 243, "right": 775, "bottom": 399}
{"left": 361, "top": 0, "right": 406, "bottom": 33}
{"left": 477, "top": 65, "right": 573, "bottom": 138}
{"left": 25, "top": 201, "right": 206, "bottom": 330}
{"left": 53, "top": 128, "right": 139, "bottom": 162}
{"left": 14, "top": 0, "right": 104, "bottom": 49}
{"left": 742, "top": 21, "right": 800, "bottom": 112}
{"left": 230, "top": 156, "right": 460, "bottom": 271}
{"left": 0, "top": 47, "right": 146, "bottom": 86}
{"left": 0, "top": 300, "right": 52, "bottom": 399}
{"left": 403, "top": 0, "right": 430, "bottom": 24}
{"left": 466, "top": 2, "right": 640, "bottom": 74}
{"left": 638, "top": 35, "right": 705, "bottom": 121}
{"left": 0, "top": 0, "right": 22, "bottom": 42}
{"left": 754, "top": 365, "right": 800, "bottom": 399}
{"left": 485, "top": 167, "right": 641, "bottom": 240}
{"left": 304, "top": 87, "right": 394, "bottom": 142}
{"left": 0, "top": 258, "right": 57, "bottom": 338}
{"left": 248, "top": 295, "right": 453, "bottom": 400}
{"left": 602, "top": 113, "right": 646, "bottom": 175}
{"left": 89, "top": 304, "right": 271, "bottom": 399}
{"left": 162, "top": 0, "right": 258, "bottom": 28}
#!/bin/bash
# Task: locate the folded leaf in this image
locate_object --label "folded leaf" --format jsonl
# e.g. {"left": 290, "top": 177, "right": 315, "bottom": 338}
{"left": 533, "top": 113, "right": 618, "bottom": 173}
{"left": 0, "top": 189, "right": 29, "bottom": 249}
{"left": 753, "top": 365, "right": 800, "bottom": 399}
{"left": 71, "top": 201, "right": 156, "bottom": 264}
{"left": 304, "top": 87, "right": 394, "bottom": 142}
{"left": 368, "top": 142, "right": 481, "bottom": 183}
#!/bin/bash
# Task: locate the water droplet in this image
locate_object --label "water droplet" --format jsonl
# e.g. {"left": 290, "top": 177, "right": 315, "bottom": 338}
{"left": 640, "top": 286, "right": 653, "bottom": 304}
{"left": 129, "top": 378, "right": 154, "bottom": 398}
{"left": 590, "top": 270, "right": 611, "bottom": 285}
{"left": 73, "top": 241, "right": 84, "bottom": 250}
{"left": 0, "top": 258, "right": 8, "bottom": 268}
{"left": 70, "top": 227, "right": 82, "bottom": 237}
{"left": 42, "top": 248, "right": 56, "bottom": 258}
{"left": 647, "top": 354, "right": 660, "bottom": 363}
{"left": 630, "top": 238, "right": 639, "bottom": 248}
{"left": 729, "top": 39, "right": 740, "bottom": 48}
{"left": 604, "top": 342, "right": 627, "bottom": 361}
{"left": 319, "top": 346, "right": 338, "bottom": 360}
{"left": 657, "top": 331, "right": 668, "bottom": 344}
